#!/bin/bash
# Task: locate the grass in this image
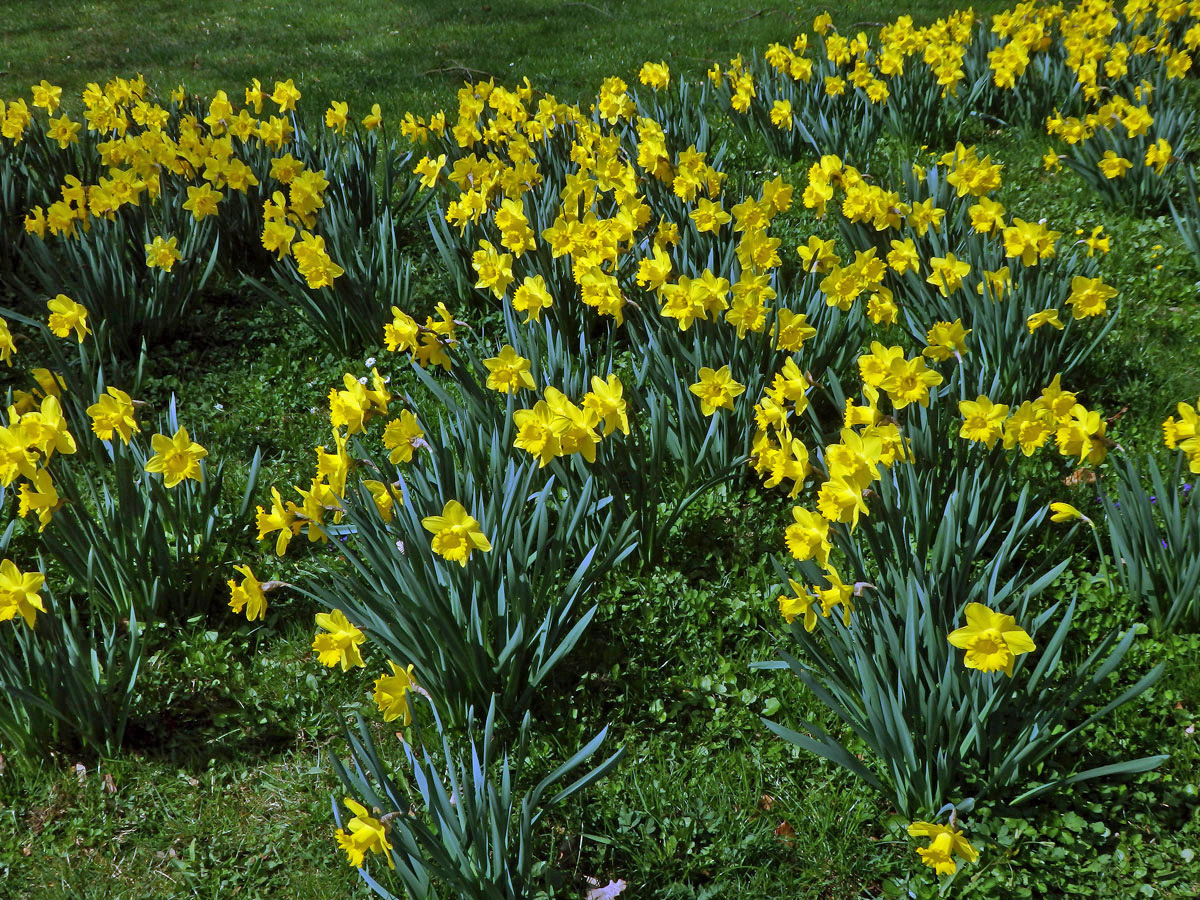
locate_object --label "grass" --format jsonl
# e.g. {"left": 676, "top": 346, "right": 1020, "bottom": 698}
{"left": 0, "top": 0, "right": 1011, "bottom": 114}
{"left": 0, "top": 616, "right": 372, "bottom": 900}
{"left": 2, "top": 1, "right": 1200, "bottom": 899}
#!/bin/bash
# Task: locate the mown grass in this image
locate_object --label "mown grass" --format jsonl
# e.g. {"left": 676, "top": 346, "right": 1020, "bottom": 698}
{"left": 1, "top": 0, "right": 1011, "bottom": 114}
{"left": 2, "top": 2, "right": 1200, "bottom": 899}
{"left": 0, "top": 613, "right": 360, "bottom": 899}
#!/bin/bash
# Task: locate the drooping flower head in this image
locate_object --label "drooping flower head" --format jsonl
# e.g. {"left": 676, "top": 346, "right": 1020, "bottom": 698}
{"left": 228, "top": 565, "right": 268, "bottom": 621}
{"left": 47, "top": 294, "right": 90, "bottom": 343}
{"left": 313, "top": 609, "right": 366, "bottom": 670}
{"left": 334, "top": 798, "right": 394, "bottom": 869}
{"left": 372, "top": 662, "right": 417, "bottom": 725}
{"left": 907, "top": 821, "right": 978, "bottom": 875}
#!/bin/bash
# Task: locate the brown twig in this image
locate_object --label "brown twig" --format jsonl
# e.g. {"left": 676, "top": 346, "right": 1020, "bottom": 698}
{"left": 733, "top": 8, "right": 766, "bottom": 24}
{"left": 421, "top": 62, "right": 497, "bottom": 81}
{"left": 563, "top": 2, "right": 614, "bottom": 16}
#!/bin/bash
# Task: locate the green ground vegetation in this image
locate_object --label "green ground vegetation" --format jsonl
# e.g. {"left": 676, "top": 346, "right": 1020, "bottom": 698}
{"left": 1, "top": 0, "right": 1011, "bottom": 114}
{"left": 2, "top": 1, "right": 1200, "bottom": 898}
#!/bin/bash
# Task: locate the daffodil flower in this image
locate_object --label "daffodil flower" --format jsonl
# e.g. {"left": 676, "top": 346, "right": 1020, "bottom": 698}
{"left": 947, "top": 603, "right": 1036, "bottom": 676}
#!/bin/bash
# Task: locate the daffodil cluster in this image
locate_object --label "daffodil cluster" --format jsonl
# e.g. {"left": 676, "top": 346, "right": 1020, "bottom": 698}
{"left": 3, "top": 2, "right": 1192, "bottom": 882}
{"left": 714, "top": 0, "right": 1198, "bottom": 192}
{"left": 513, "top": 375, "right": 629, "bottom": 467}
{"left": 5, "top": 74, "right": 367, "bottom": 293}
{"left": 957, "top": 374, "right": 1113, "bottom": 464}
{"left": 254, "top": 365, "right": 405, "bottom": 555}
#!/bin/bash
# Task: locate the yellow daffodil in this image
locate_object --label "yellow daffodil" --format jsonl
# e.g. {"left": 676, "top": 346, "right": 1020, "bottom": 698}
{"left": 908, "top": 821, "right": 978, "bottom": 875}
{"left": 514, "top": 400, "right": 564, "bottom": 467}
{"left": 1027, "top": 308, "right": 1064, "bottom": 334}
{"left": 324, "top": 100, "right": 349, "bottom": 133}
{"left": 144, "top": 427, "right": 207, "bottom": 487}
{"left": 0, "top": 559, "right": 46, "bottom": 629}
{"left": 778, "top": 578, "right": 818, "bottom": 631}
{"left": 1049, "top": 501, "right": 1092, "bottom": 526}
{"left": 17, "top": 469, "right": 60, "bottom": 531}
{"left": 270, "top": 78, "right": 301, "bottom": 112}
{"left": 483, "top": 345, "right": 536, "bottom": 394}
{"left": 1097, "top": 150, "right": 1132, "bottom": 179}
{"left": 689, "top": 365, "right": 745, "bottom": 415}
{"left": 511, "top": 274, "right": 554, "bottom": 323}
{"left": 421, "top": 499, "right": 492, "bottom": 566}
{"left": 313, "top": 609, "right": 366, "bottom": 670}
{"left": 581, "top": 374, "right": 629, "bottom": 436}
{"left": 362, "top": 103, "right": 383, "bottom": 130}
{"left": 638, "top": 61, "right": 670, "bottom": 90}
{"left": 0, "top": 316, "right": 16, "bottom": 367}
{"left": 227, "top": 564, "right": 269, "bottom": 621}
{"left": 31, "top": 80, "right": 63, "bottom": 113}
{"left": 1066, "top": 275, "right": 1117, "bottom": 319}
{"left": 958, "top": 396, "right": 1009, "bottom": 448}
{"left": 47, "top": 295, "right": 90, "bottom": 343}
{"left": 784, "top": 506, "right": 831, "bottom": 566}
{"left": 947, "top": 602, "right": 1036, "bottom": 676}
{"left": 256, "top": 487, "right": 302, "bottom": 555}
{"left": 86, "top": 387, "right": 139, "bottom": 444}
{"left": 923, "top": 319, "right": 970, "bottom": 362}
{"left": 880, "top": 355, "right": 944, "bottom": 409}
{"left": 925, "top": 253, "right": 970, "bottom": 297}
{"left": 334, "top": 798, "right": 393, "bottom": 869}
{"left": 182, "top": 183, "right": 222, "bottom": 220}
{"left": 145, "top": 235, "right": 181, "bottom": 271}
{"left": 372, "top": 662, "right": 416, "bottom": 725}
{"left": 382, "top": 410, "right": 425, "bottom": 465}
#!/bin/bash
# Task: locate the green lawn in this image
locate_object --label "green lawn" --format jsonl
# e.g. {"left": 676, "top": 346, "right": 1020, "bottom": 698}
{"left": 2, "top": 2, "right": 1200, "bottom": 899}
{"left": 1, "top": 0, "right": 1010, "bottom": 114}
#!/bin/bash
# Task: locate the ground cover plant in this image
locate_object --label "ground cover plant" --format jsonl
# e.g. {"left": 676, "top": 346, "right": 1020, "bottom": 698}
{"left": 2, "top": 1, "right": 1200, "bottom": 898}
